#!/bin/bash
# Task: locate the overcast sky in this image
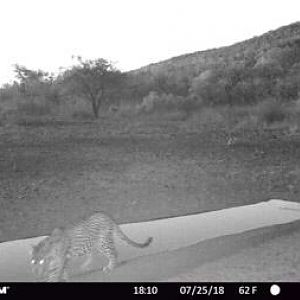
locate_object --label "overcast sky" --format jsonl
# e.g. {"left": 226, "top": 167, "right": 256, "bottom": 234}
{"left": 0, "top": 0, "right": 299, "bottom": 85}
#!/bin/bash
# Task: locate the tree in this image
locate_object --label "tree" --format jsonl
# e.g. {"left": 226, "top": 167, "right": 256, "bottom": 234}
{"left": 190, "top": 69, "right": 226, "bottom": 104}
{"left": 13, "top": 64, "right": 54, "bottom": 98}
{"left": 63, "top": 56, "right": 123, "bottom": 118}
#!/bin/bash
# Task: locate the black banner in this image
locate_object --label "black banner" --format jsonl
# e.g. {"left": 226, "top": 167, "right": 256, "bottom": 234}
{"left": 0, "top": 283, "right": 298, "bottom": 299}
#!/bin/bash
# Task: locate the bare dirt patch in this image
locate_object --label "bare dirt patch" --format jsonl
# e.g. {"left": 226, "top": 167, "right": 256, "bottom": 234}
{"left": 1, "top": 117, "right": 300, "bottom": 242}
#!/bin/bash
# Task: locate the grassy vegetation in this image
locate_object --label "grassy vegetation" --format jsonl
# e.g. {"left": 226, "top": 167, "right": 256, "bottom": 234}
{"left": 256, "top": 99, "right": 289, "bottom": 124}
{"left": 1, "top": 99, "right": 300, "bottom": 242}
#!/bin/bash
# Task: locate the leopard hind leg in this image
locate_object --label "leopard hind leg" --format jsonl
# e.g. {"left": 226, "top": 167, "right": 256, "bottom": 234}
{"left": 96, "top": 238, "right": 118, "bottom": 273}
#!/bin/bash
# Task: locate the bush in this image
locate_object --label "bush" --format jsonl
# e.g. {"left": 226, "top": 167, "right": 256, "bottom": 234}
{"left": 0, "top": 88, "right": 14, "bottom": 102}
{"left": 292, "top": 98, "right": 300, "bottom": 114}
{"left": 138, "top": 91, "right": 174, "bottom": 112}
{"left": 71, "top": 110, "right": 94, "bottom": 120}
{"left": 16, "top": 116, "right": 51, "bottom": 127}
{"left": 256, "top": 99, "right": 288, "bottom": 124}
{"left": 138, "top": 91, "right": 201, "bottom": 114}
{"left": 44, "top": 86, "right": 61, "bottom": 104}
{"left": 179, "top": 94, "right": 202, "bottom": 116}
{"left": 17, "top": 101, "right": 51, "bottom": 116}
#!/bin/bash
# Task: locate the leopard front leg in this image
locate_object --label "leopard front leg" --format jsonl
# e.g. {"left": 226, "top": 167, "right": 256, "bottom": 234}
{"left": 59, "top": 257, "right": 71, "bottom": 282}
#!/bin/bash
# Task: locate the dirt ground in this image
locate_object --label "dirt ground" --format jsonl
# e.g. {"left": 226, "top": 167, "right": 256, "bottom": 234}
{"left": 0, "top": 114, "right": 300, "bottom": 242}
{"left": 165, "top": 222, "right": 300, "bottom": 282}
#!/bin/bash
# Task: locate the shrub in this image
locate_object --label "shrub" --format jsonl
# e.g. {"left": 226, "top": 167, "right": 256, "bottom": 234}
{"left": 115, "top": 102, "right": 140, "bottom": 117}
{"left": 138, "top": 91, "right": 177, "bottom": 112}
{"left": 0, "top": 88, "right": 14, "bottom": 101}
{"left": 16, "top": 117, "right": 50, "bottom": 127}
{"left": 71, "top": 110, "right": 94, "bottom": 120}
{"left": 44, "top": 86, "right": 61, "bottom": 104}
{"left": 138, "top": 91, "right": 201, "bottom": 114}
{"left": 292, "top": 98, "right": 300, "bottom": 114}
{"left": 256, "top": 99, "right": 288, "bottom": 124}
{"left": 17, "top": 101, "right": 51, "bottom": 116}
{"left": 179, "top": 94, "right": 202, "bottom": 116}
{"left": 138, "top": 91, "right": 157, "bottom": 112}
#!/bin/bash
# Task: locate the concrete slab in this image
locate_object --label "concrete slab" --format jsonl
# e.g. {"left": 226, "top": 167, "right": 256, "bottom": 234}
{"left": 0, "top": 199, "right": 299, "bottom": 281}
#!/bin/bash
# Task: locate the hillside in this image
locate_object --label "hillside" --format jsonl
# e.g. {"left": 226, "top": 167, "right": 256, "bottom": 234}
{"left": 131, "top": 22, "right": 300, "bottom": 76}
{"left": 127, "top": 22, "right": 300, "bottom": 105}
